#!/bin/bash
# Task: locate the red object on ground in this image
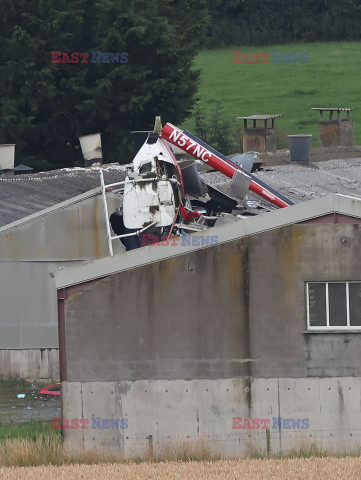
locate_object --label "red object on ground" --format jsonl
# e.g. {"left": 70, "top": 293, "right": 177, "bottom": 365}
{"left": 39, "top": 383, "right": 61, "bottom": 396}
{"left": 162, "top": 122, "right": 293, "bottom": 209}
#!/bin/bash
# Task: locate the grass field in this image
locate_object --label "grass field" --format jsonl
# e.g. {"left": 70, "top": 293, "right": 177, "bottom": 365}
{"left": 183, "top": 42, "right": 361, "bottom": 148}
{"left": 0, "top": 458, "right": 361, "bottom": 480}
{"left": 0, "top": 420, "right": 58, "bottom": 442}
{"left": 0, "top": 424, "right": 360, "bottom": 472}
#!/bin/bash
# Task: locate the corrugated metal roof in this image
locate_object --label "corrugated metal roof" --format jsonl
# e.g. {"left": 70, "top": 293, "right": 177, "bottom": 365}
{"left": 0, "top": 164, "right": 126, "bottom": 227}
{"left": 2, "top": 156, "right": 361, "bottom": 229}
{"left": 199, "top": 158, "right": 361, "bottom": 208}
{"left": 256, "top": 158, "right": 361, "bottom": 204}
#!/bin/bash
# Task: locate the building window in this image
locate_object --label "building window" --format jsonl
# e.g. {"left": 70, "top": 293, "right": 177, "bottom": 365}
{"left": 306, "top": 282, "right": 361, "bottom": 330}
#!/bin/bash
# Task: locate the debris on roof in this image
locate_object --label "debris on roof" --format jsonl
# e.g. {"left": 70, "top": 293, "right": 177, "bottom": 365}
{"left": 100, "top": 118, "right": 361, "bottom": 253}
{"left": 2, "top": 118, "right": 361, "bottom": 253}
{"left": 14, "top": 164, "right": 34, "bottom": 174}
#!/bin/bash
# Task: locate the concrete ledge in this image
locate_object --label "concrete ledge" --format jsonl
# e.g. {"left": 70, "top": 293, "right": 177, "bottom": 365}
{"left": 54, "top": 193, "right": 361, "bottom": 289}
{"left": 302, "top": 330, "right": 361, "bottom": 334}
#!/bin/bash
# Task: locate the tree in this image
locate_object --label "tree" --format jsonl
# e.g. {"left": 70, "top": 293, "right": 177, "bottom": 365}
{"left": 0, "top": 0, "right": 209, "bottom": 169}
{"left": 206, "top": 0, "right": 361, "bottom": 47}
{"left": 194, "top": 101, "right": 240, "bottom": 155}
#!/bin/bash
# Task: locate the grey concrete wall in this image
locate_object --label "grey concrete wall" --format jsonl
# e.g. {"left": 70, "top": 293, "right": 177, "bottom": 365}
{"left": 62, "top": 377, "right": 361, "bottom": 456}
{"left": 61, "top": 221, "right": 361, "bottom": 453}
{"left": 248, "top": 223, "right": 361, "bottom": 378}
{"left": 0, "top": 348, "right": 59, "bottom": 380}
{"left": 0, "top": 260, "right": 73, "bottom": 379}
{"left": 0, "top": 190, "right": 123, "bottom": 378}
{"left": 0, "top": 261, "right": 76, "bottom": 350}
{"left": 63, "top": 223, "right": 361, "bottom": 382}
{"left": 0, "top": 191, "right": 122, "bottom": 261}
{"left": 64, "top": 240, "right": 250, "bottom": 382}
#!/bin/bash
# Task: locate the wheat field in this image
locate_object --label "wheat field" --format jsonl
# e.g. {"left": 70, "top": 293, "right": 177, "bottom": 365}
{"left": 0, "top": 458, "right": 360, "bottom": 480}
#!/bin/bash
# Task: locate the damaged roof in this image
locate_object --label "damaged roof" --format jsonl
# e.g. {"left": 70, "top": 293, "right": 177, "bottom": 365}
{"left": 0, "top": 164, "right": 126, "bottom": 227}
{"left": 256, "top": 158, "right": 361, "bottom": 204}
{"left": 54, "top": 193, "right": 361, "bottom": 289}
{"left": 199, "top": 157, "right": 361, "bottom": 208}
{"left": 2, "top": 155, "right": 361, "bottom": 228}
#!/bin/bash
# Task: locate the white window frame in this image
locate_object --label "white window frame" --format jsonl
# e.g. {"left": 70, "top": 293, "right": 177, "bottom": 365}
{"left": 306, "top": 281, "right": 361, "bottom": 331}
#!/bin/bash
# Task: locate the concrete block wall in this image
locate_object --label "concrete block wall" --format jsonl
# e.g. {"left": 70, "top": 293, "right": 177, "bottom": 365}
{"left": 0, "top": 348, "right": 59, "bottom": 380}
{"left": 59, "top": 220, "right": 361, "bottom": 455}
{"left": 62, "top": 377, "right": 361, "bottom": 456}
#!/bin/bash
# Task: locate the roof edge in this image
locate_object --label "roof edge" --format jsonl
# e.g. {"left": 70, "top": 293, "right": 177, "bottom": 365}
{"left": 0, "top": 187, "right": 102, "bottom": 234}
{"left": 54, "top": 193, "right": 361, "bottom": 289}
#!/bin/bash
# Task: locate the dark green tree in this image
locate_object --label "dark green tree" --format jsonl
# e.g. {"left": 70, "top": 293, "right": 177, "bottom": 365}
{"left": 206, "top": 0, "right": 361, "bottom": 47}
{"left": 194, "top": 101, "right": 240, "bottom": 155}
{"left": 0, "top": 0, "right": 209, "bottom": 169}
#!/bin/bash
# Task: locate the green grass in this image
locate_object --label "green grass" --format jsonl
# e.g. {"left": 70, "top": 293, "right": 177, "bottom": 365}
{"left": 182, "top": 42, "right": 361, "bottom": 148}
{"left": 0, "top": 420, "right": 60, "bottom": 442}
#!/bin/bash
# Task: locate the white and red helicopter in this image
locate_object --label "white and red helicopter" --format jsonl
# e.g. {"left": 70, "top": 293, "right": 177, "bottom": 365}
{"left": 103, "top": 117, "right": 293, "bottom": 251}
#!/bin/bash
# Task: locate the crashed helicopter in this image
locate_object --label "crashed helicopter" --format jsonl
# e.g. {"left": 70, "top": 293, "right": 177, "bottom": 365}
{"left": 91, "top": 117, "right": 294, "bottom": 252}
